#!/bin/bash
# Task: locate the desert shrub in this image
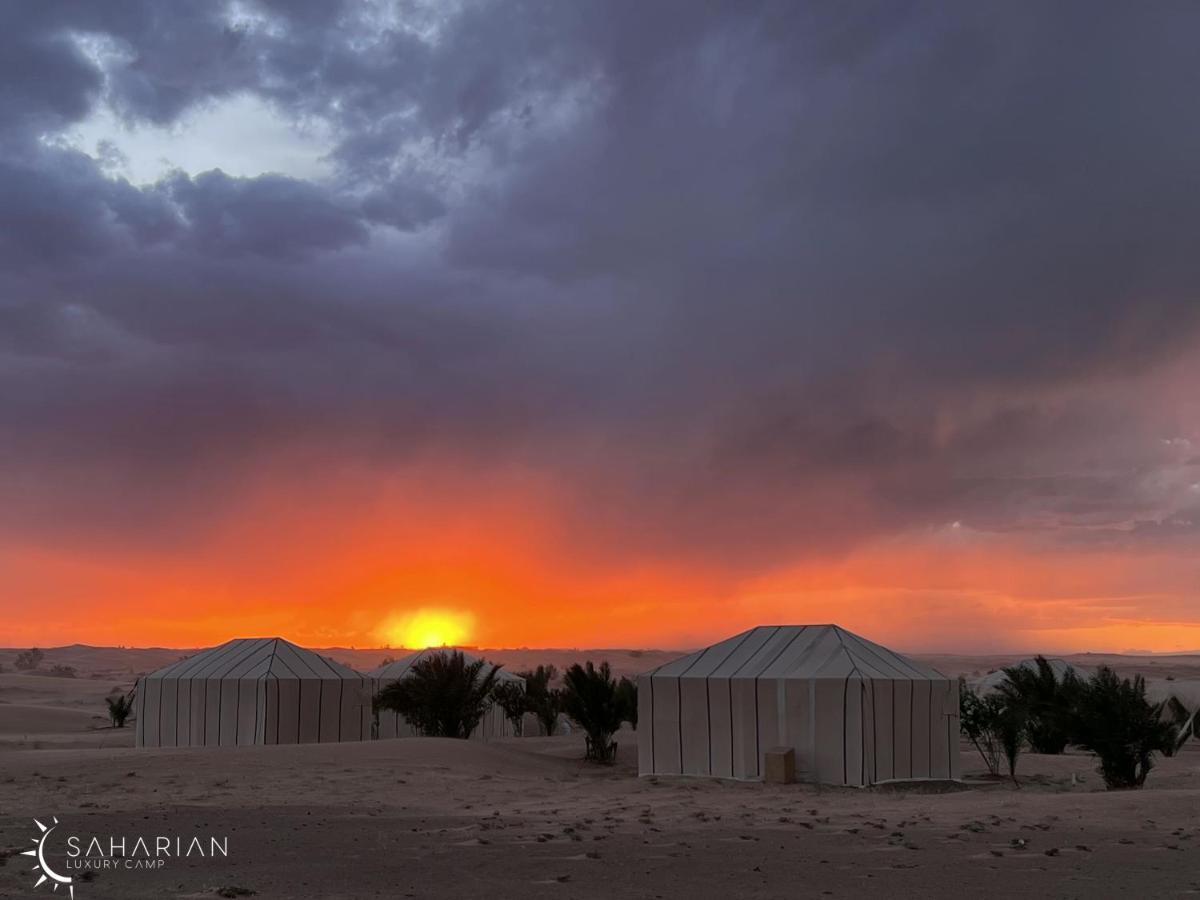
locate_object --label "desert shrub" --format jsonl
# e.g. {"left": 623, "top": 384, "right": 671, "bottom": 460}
{"left": 996, "top": 656, "right": 1080, "bottom": 754}
{"left": 106, "top": 692, "right": 135, "bottom": 728}
{"left": 960, "top": 684, "right": 1025, "bottom": 784}
{"left": 1072, "top": 666, "right": 1175, "bottom": 789}
{"left": 49, "top": 665, "right": 76, "bottom": 678}
{"left": 379, "top": 656, "right": 396, "bottom": 668}
{"left": 616, "top": 676, "right": 638, "bottom": 730}
{"left": 15, "top": 648, "right": 44, "bottom": 671}
{"left": 516, "top": 665, "right": 561, "bottom": 736}
{"left": 959, "top": 684, "right": 1004, "bottom": 777}
{"left": 490, "top": 681, "right": 527, "bottom": 735}
{"left": 561, "top": 661, "right": 623, "bottom": 763}
{"left": 374, "top": 650, "right": 502, "bottom": 739}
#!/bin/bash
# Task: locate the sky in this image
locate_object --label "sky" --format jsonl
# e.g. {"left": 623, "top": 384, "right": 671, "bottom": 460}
{"left": 2, "top": 1, "right": 1199, "bottom": 654}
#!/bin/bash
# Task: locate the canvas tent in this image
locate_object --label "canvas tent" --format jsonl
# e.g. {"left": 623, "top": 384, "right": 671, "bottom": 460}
{"left": 974, "top": 658, "right": 1090, "bottom": 695}
{"left": 370, "top": 648, "right": 525, "bottom": 740}
{"left": 638, "top": 624, "right": 961, "bottom": 786}
{"left": 135, "top": 637, "right": 373, "bottom": 748}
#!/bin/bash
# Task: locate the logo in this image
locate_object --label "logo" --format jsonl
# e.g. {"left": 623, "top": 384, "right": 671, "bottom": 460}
{"left": 22, "top": 817, "right": 75, "bottom": 898}
{"left": 19, "top": 816, "right": 232, "bottom": 896}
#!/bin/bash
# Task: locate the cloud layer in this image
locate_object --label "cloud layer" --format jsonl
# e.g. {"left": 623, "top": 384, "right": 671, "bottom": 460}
{"left": 2, "top": 2, "right": 1199, "bottom": 649}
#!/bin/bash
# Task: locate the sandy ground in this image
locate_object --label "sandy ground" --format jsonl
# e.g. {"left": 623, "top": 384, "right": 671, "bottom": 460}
{"left": 2, "top": 732, "right": 1200, "bottom": 897}
{"left": 1, "top": 651, "right": 1199, "bottom": 898}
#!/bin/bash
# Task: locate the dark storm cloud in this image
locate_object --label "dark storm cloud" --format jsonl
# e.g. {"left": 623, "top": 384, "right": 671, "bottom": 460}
{"left": 2, "top": 1, "right": 1200, "bottom": 561}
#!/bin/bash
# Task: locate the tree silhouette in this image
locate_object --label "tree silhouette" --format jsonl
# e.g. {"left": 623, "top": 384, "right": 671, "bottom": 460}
{"left": 375, "top": 650, "right": 503, "bottom": 739}
{"left": 561, "top": 661, "right": 623, "bottom": 763}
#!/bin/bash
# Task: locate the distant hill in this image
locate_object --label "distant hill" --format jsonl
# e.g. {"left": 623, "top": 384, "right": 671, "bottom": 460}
{"left": 4, "top": 644, "right": 1200, "bottom": 686}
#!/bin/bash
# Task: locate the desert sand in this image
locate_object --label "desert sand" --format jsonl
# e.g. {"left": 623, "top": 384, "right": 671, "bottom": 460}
{"left": 1, "top": 648, "right": 1199, "bottom": 898}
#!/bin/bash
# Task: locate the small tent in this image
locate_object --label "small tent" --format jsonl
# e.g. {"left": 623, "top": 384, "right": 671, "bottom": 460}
{"left": 638, "top": 624, "right": 960, "bottom": 786}
{"left": 370, "top": 648, "right": 524, "bottom": 741}
{"left": 135, "top": 637, "right": 373, "bottom": 748}
{"left": 974, "top": 658, "right": 1090, "bottom": 695}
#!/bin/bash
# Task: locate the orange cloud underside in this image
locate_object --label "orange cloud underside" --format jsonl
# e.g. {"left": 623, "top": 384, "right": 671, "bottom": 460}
{"left": 2, "top": 466, "right": 1198, "bottom": 653}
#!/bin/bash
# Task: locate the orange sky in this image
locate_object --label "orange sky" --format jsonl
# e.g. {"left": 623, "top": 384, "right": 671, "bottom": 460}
{"left": 3, "top": 462, "right": 1198, "bottom": 654}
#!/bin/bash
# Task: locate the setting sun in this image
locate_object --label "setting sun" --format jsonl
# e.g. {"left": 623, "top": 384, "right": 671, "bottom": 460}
{"left": 377, "top": 608, "right": 475, "bottom": 650}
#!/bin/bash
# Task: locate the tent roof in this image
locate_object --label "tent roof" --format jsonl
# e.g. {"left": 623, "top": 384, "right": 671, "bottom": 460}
{"left": 369, "top": 647, "right": 524, "bottom": 685}
{"left": 145, "top": 638, "right": 366, "bottom": 681}
{"left": 646, "top": 625, "right": 946, "bottom": 681}
{"left": 975, "top": 657, "right": 1090, "bottom": 694}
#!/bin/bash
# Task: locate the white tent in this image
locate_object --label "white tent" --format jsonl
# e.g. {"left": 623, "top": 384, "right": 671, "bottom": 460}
{"left": 638, "top": 624, "right": 961, "bottom": 786}
{"left": 370, "top": 648, "right": 524, "bottom": 741}
{"left": 135, "top": 638, "right": 373, "bottom": 748}
{"left": 973, "top": 658, "right": 1090, "bottom": 695}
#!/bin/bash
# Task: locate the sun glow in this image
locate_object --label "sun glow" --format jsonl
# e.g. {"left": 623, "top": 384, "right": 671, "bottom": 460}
{"left": 378, "top": 608, "right": 475, "bottom": 649}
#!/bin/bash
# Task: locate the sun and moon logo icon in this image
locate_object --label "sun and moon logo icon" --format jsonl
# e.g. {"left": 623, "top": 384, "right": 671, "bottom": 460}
{"left": 21, "top": 817, "right": 75, "bottom": 898}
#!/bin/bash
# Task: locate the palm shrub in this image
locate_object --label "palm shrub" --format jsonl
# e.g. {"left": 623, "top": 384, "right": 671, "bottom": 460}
{"left": 616, "top": 676, "right": 638, "bottom": 730}
{"left": 996, "top": 656, "right": 1080, "bottom": 754}
{"left": 374, "top": 650, "right": 503, "bottom": 739}
{"left": 561, "top": 661, "right": 623, "bottom": 763}
{"left": 490, "top": 681, "right": 527, "bottom": 736}
{"left": 15, "top": 648, "right": 43, "bottom": 671}
{"left": 516, "top": 665, "right": 561, "bottom": 736}
{"left": 1072, "top": 666, "right": 1175, "bottom": 789}
{"left": 106, "top": 692, "right": 135, "bottom": 728}
{"left": 959, "top": 684, "right": 1005, "bottom": 777}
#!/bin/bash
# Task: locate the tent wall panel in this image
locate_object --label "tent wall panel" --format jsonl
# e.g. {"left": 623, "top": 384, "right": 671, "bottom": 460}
{"left": 780, "top": 678, "right": 814, "bottom": 778}
{"left": 872, "top": 679, "right": 895, "bottom": 782}
{"left": 910, "top": 681, "right": 932, "bottom": 779}
{"left": 650, "top": 674, "right": 683, "bottom": 774}
{"left": 297, "top": 680, "right": 321, "bottom": 744}
{"left": 860, "top": 680, "right": 875, "bottom": 786}
{"left": 236, "top": 679, "right": 259, "bottom": 746}
{"left": 142, "top": 678, "right": 161, "bottom": 747}
{"left": 318, "top": 680, "right": 340, "bottom": 742}
{"left": 159, "top": 680, "right": 178, "bottom": 747}
{"left": 929, "top": 680, "right": 957, "bottom": 780}
{"left": 679, "top": 678, "right": 709, "bottom": 775}
{"left": 892, "top": 679, "right": 913, "bottom": 778}
{"left": 340, "top": 682, "right": 365, "bottom": 742}
{"left": 810, "top": 678, "right": 843, "bottom": 784}
{"left": 730, "top": 677, "right": 759, "bottom": 779}
{"left": 844, "top": 676, "right": 864, "bottom": 786}
{"left": 190, "top": 680, "right": 206, "bottom": 745}
{"left": 754, "top": 678, "right": 781, "bottom": 774}
{"left": 176, "top": 680, "right": 191, "bottom": 747}
{"left": 218, "top": 680, "right": 240, "bottom": 746}
{"left": 706, "top": 677, "right": 733, "bottom": 777}
{"left": 204, "top": 680, "right": 222, "bottom": 746}
{"left": 264, "top": 678, "right": 279, "bottom": 744}
{"left": 637, "top": 674, "right": 654, "bottom": 774}
{"left": 276, "top": 677, "right": 300, "bottom": 744}
{"left": 254, "top": 677, "right": 267, "bottom": 744}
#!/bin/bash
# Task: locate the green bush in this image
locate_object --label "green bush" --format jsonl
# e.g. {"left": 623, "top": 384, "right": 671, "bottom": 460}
{"left": 490, "top": 681, "right": 528, "bottom": 735}
{"left": 374, "top": 650, "right": 502, "bottom": 739}
{"left": 515, "top": 665, "right": 561, "bottom": 736}
{"left": 15, "top": 647, "right": 44, "bottom": 671}
{"left": 1072, "top": 666, "right": 1175, "bottom": 789}
{"left": 960, "top": 683, "right": 1025, "bottom": 784}
{"left": 615, "top": 676, "right": 638, "bottom": 730}
{"left": 561, "top": 661, "right": 623, "bottom": 763}
{"left": 106, "top": 692, "right": 135, "bottom": 728}
{"left": 996, "top": 656, "right": 1080, "bottom": 754}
